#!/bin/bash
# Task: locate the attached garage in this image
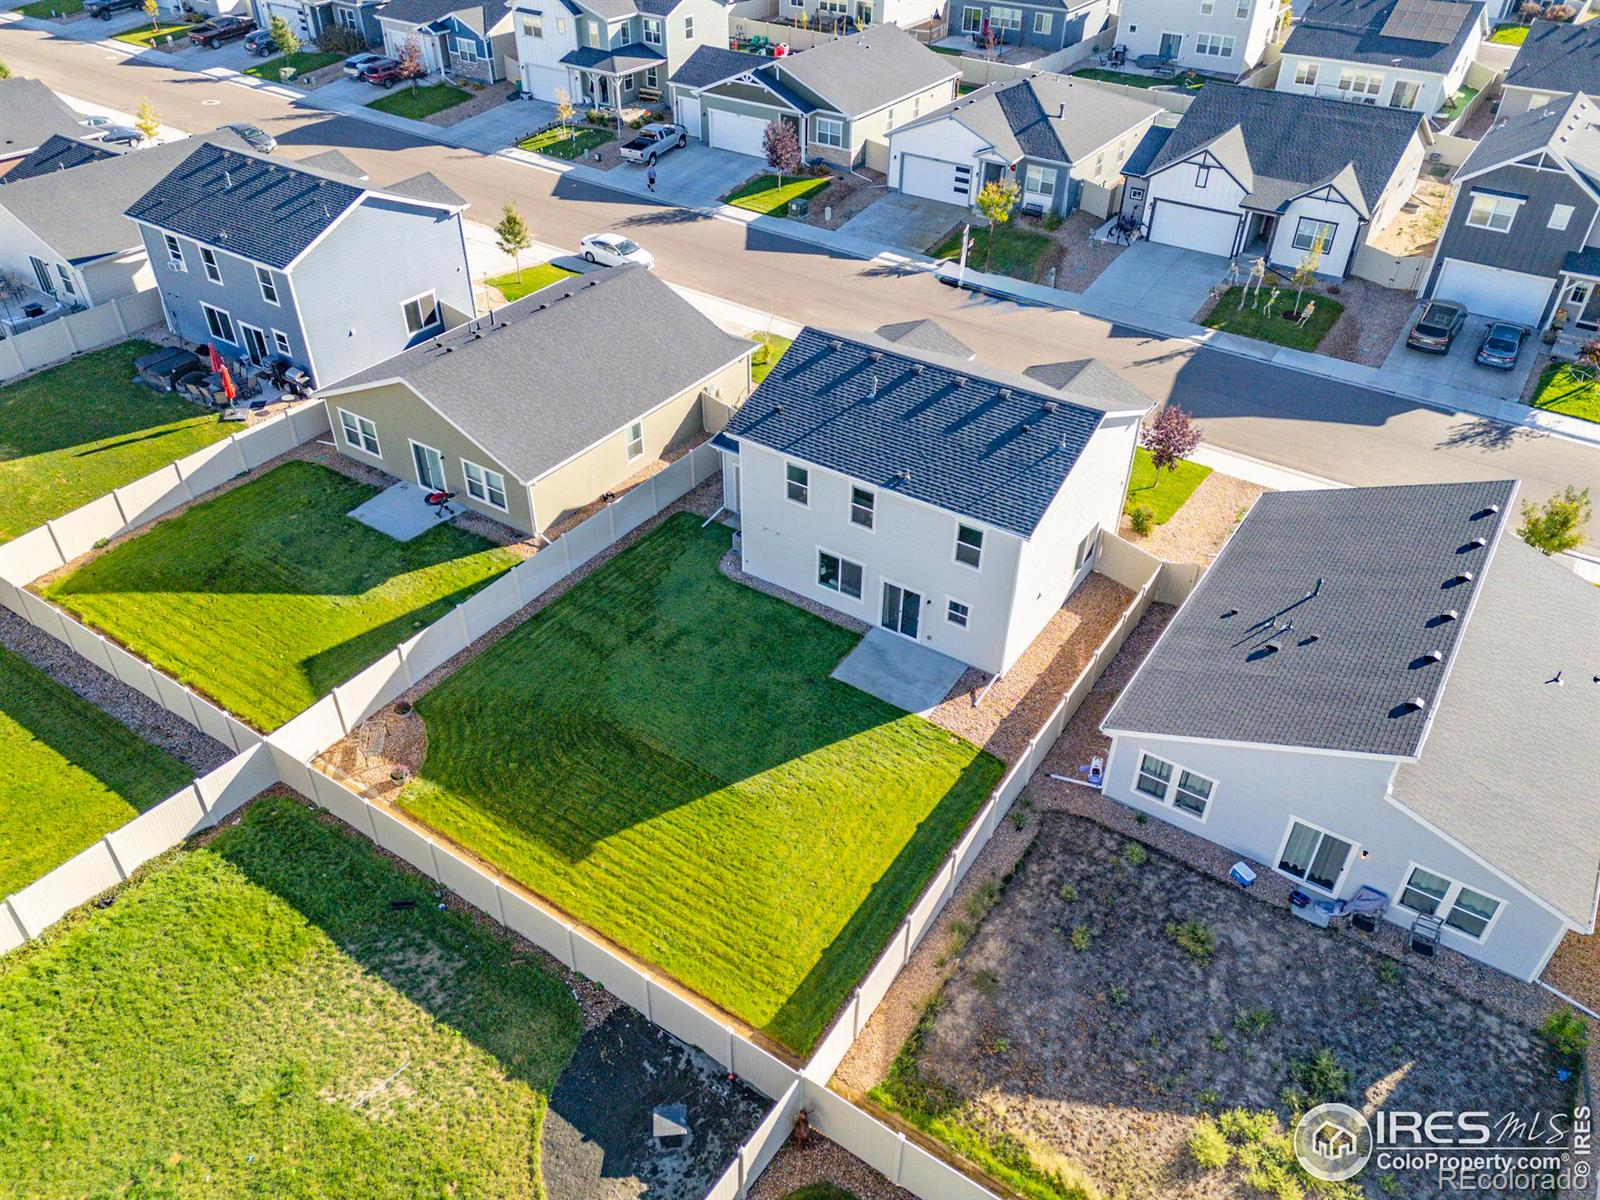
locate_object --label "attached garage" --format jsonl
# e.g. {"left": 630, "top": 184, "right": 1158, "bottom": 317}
{"left": 898, "top": 154, "right": 974, "bottom": 205}
{"left": 1147, "top": 201, "right": 1241, "bottom": 258}
{"left": 520, "top": 63, "right": 568, "bottom": 103}
{"left": 260, "top": 0, "right": 311, "bottom": 38}
{"left": 708, "top": 108, "right": 772, "bottom": 158}
{"left": 1434, "top": 259, "right": 1555, "bottom": 326}
{"left": 676, "top": 93, "right": 702, "bottom": 139}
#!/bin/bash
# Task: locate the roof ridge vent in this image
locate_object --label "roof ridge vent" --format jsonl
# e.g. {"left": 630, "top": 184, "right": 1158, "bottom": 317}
{"left": 830, "top": 338, "right": 843, "bottom": 351}
{"left": 1435, "top": 609, "right": 1459, "bottom": 624}
{"left": 1472, "top": 503, "right": 1500, "bottom": 519}
{"left": 1462, "top": 536, "right": 1487, "bottom": 550}
{"left": 997, "top": 387, "right": 1011, "bottom": 400}
{"left": 910, "top": 362, "right": 924, "bottom": 375}
{"left": 1446, "top": 570, "right": 1473, "bottom": 586}
{"left": 1421, "top": 649, "right": 1443, "bottom": 664}
{"left": 1043, "top": 399, "right": 1058, "bottom": 412}
{"left": 868, "top": 350, "right": 883, "bottom": 362}
{"left": 953, "top": 375, "right": 967, "bottom": 387}
{"left": 895, "top": 469, "right": 911, "bottom": 482}
{"left": 1399, "top": 696, "right": 1427, "bottom": 713}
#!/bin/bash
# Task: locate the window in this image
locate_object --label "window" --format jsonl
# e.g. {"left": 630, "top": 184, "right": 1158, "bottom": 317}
{"left": 522, "top": 14, "right": 541, "bottom": 36}
{"left": 1445, "top": 887, "right": 1500, "bottom": 940}
{"left": 1466, "top": 192, "right": 1520, "bottom": 233}
{"left": 200, "top": 247, "right": 222, "bottom": 284}
{"left": 1549, "top": 203, "right": 1574, "bottom": 232}
{"left": 643, "top": 16, "right": 662, "bottom": 43}
{"left": 1033, "top": 10, "right": 1050, "bottom": 32}
{"left": 461, "top": 459, "right": 508, "bottom": 510}
{"left": 912, "top": 95, "right": 920, "bottom": 119}
{"left": 556, "top": 16, "right": 566, "bottom": 33}
{"left": 1173, "top": 769, "right": 1213, "bottom": 817}
{"left": 201, "top": 302, "right": 236, "bottom": 345}
{"left": 256, "top": 265, "right": 279, "bottom": 306}
{"left": 163, "top": 233, "right": 185, "bottom": 271}
{"left": 1135, "top": 753, "right": 1172, "bottom": 799}
{"left": 1024, "top": 163, "right": 1056, "bottom": 198}
{"left": 338, "top": 408, "right": 380, "bottom": 456}
{"left": 1236, "top": 0, "right": 1249, "bottom": 15}
{"left": 1293, "top": 61, "right": 1318, "bottom": 87}
{"left": 817, "top": 550, "right": 863, "bottom": 599}
{"left": 626, "top": 421, "right": 644, "bottom": 461}
{"left": 402, "top": 291, "right": 441, "bottom": 335}
{"left": 1132, "top": 753, "right": 1214, "bottom": 816}
{"left": 786, "top": 462, "right": 809, "bottom": 504}
{"left": 1195, "top": 165, "right": 1210, "bottom": 188}
{"left": 814, "top": 116, "right": 844, "bottom": 148}
{"left": 586, "top": 17, "right": 600, "bottom": 42}
{"left": 1195, "top": 33, "right": 1234, "bottom": 56}
{"left": 1397, "top": 866, "right": 1502, "bottom": 940}
{"left": 850, "top": 486, "right": 875, "bottom": 528}
{"left": 961, "top": 4, "right": 982, "bottom": 31}
{"left": 1074, "top": 525, "right": 1098, "bottom": 570}
{"left": 1278, "top": 820, "right": 1354, "bottom": 894}
{"left": 683, "top": 13, "right": 693, "bottom": 37}
{"left": 1336, "top": 69, "right": 1383, "bottom": 102}
{"left": 272, "top": 329, "right": 291, "bottom": 356}
{"left": 1388, "top": 79, "right": 1420, "bottom": 109}
{"left": 954, "top": 523, "right": 983, "bottom": 569}
{"left": 54, "top": 264, "right": 76, "bottom": 297}
{"left": 1292, "top": 217, "right": 1337, "bottom": 251}
{"left": 1199, "top": 0, "right": 1213, "bottom": 12}
{"left": 644, "top": 66, "right": 659, "bottom": 88}
{"left": 1399, "top": 866, "right": 1451, "bottom": 916}
{"left": 455, "top": 37, "right": 478, "bottom": 62}
{"left": 989, "top": 5, "right": 1020, "bottom": 28}
{"left": 947, "top": 598, "right": 969, "bottom": 627}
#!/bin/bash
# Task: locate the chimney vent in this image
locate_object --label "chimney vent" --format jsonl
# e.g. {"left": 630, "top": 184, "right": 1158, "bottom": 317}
{"left": 1447, "top": 570, "right": 1473, "bottom": 586}
{"left": 830, "top": 339, "right": 844, "bottom": 351}
{"left": 953, "top": 376, "right": 967, "bottom": 387}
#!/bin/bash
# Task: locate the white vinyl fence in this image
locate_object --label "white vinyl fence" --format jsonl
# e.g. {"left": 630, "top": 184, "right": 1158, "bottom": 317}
{"left": 0, "top": 292, "right": 165, "bottom": 384}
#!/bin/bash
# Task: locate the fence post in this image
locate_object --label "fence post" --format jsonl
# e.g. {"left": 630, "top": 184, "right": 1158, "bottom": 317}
{"left": 7, "top": 898, "right": 33, "bottom": 941}
{"left": 892, "top": 1132, "right": 907, "bottom": 1185}
{"left": 101, "top": 838, "right": 128, "bottom": 882}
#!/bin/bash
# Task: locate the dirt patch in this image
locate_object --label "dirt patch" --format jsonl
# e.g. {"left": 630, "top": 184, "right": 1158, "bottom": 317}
{"left": 748, "top": 1133, "right": 916, "bottom": 1200}
{"left": 1118, "top": 473, "right": 1265, "bottom": 565}
{"left": 1316, "top": 278, "right": 1420, "bottom": 367}
{"left": 801, "top": 173, "right": 886, "bottom": 230}
{"left": 542, "top": 1007, "right": 767, "bottom": 1200}
{"left": 1368, "top": 177, "right": 1450, "bottom": 258}
{"left": 421, "top": 81, "right": 516, "bottom": 127}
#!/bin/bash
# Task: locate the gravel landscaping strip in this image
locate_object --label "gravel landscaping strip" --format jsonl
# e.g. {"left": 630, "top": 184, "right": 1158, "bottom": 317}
{"left": 1119, "top": 471, "right": 1265, "bottom": 565}
{"left": 1543, "top": 928, "right": 1600, "bottom": 1017}
{"left": 748, "top": 1134, "right": 916, "bottom": 1200}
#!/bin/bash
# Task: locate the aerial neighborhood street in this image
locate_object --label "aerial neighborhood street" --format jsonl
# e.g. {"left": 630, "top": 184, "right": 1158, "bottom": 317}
{"left": 0, "top": 0, "right": 1596, "bottom": 1195}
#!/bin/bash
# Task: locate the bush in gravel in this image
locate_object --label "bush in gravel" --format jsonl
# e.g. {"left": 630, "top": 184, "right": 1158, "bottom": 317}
{"left": 966, "top": 876, "right": 1001, "bottom": 921}
{"left": 1070, "top": 924, "right": 1093, "bottom": 952}
{"left": 316, "top": 25, "right": 367, "bottom": 52}
{"left": 1209, "top": 1032, "right": 1227, "bottom": 1052}
{"left": 1196, "top": 1088, "right": 1220, "bottom": 1110}
{"left": 972, "top": 969, "right": 999, "bottom": 997}
{"left": 1373, "top": 958, "right": 1402, "bottom": 985}
{"left": 1541, "top": 1009, "right": 1588, "bottom": 1061}
{"left": 1290, "top": 1046, "right": 1350, "bottom": 1104}
{"left": 1189, "top": 1117, "right": 1232, "bottom": 1169}
{"left": 1128, "top": 504, "right": 1155, "bottom": 535}
{"left": 1167, "top": 918, "right": 1217, "bottom": 965}
{"left": 1059, "top": 883, "right": 1078, "bottom": 902}
{"left": 1235, "top": 1006, "right": 1273, "bottom": 1036}
{"left": 1108, "top": 985, "right": 1129, "bottom": 1007}
{"left": 1121, "top": 842, "right": 1148, "bottom": 867}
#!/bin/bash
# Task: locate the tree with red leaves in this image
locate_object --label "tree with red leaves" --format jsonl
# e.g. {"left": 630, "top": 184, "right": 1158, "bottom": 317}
{"left": 1141, "top": 404, "right": 1203, "bottom": 472}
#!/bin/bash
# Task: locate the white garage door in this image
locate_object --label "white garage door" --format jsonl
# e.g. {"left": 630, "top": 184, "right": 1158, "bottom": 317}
{"left": 676, "top": 93, "right": 702, "bottom": 138}
{"left": 899, "top": 154, "right": 973, "bottom": 205}
{"left": 1435, "top": 259, "right": 1554, "bottom": 325}
{"left": 708, "top": 108, "right": 769, "bottom": 158}
{"left": 520, "top": 64, "right": 567, "bottom": 102}
{"left": 261, "top": 0, "right": 309, "bottom": 37}
{"left": 1147, "top": 201, "right": 1239, "bottom": 258}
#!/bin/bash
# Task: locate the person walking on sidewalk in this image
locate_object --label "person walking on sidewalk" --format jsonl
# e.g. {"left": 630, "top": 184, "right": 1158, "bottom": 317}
{"left": 647, "top": 163, "right": 657, "bottom": 193}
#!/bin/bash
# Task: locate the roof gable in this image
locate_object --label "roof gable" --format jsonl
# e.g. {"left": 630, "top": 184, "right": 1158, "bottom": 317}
{"left": 1, "top": 134, "right": 118, "bottom": 184}
{"left": 760, "top": 25, "right": 959, "bottom": 118}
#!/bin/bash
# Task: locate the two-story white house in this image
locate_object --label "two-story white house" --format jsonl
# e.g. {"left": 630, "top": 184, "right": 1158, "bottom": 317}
{"left": 714, "top": 320, "right": 1151, "bottom": 676}
{"left": 1116, "top": 0, "right": 1288, "bottom": 76}
{"left": 1098, "top": 481, "right": 1600, "bottom": 983}
{"left": 1276, "top": 0, "right": 1485, "bottom": 119}
{"left": 510, "top": 0, "right": 728, "bottom": 106}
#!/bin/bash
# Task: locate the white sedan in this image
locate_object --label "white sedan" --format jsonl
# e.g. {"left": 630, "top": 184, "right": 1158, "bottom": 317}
{"left": 579, "top": 233, "right": 654, "bottom": 270}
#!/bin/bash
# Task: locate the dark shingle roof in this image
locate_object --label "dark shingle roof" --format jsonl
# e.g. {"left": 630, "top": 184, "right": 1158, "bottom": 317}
{"left": 560, "top": 43, "right": 664, "bottom": 72}
{"left": 1, "top": 134, "right": 118, "bottom": 184}
{"left": 325, "top": 267, "right": 751, "bottom": 481}
{"left": 669, "top": 45, "right": 770, "bottom": 90}
{"left": 760, "top": 24, "right": 959, "bottom": 118}
{"left": 1507, "top": 19, "right": 1600, "bottom": 97}
{"left": 876, "top": 319, "right": 974, "bottom": 358}
{"left": 1284, "top": 0, "right": 1483, "bottom": 73}
{"left": 1460, "top": 93, "right": 1600, "bottom": 179}
{"left": 1566, "top": 245, "right": 1600, "bottom": 277}
{"left": 0, "top": 79, "right": 86, "bottom": 161}
{"left": 723, "top": 324, "right": 1152, "bottom": 537}
{"left": 378, "top": 0, "right": 509, "bottom": 28}
{"left": 1121, "top": 123, "right": 1172, "bottom": 177}
{"left": 1102, "top": 481, "right": 1518, "bottom": 757}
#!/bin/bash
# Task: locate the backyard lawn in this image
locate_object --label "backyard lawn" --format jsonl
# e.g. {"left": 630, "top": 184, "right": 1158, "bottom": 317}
{"left": 242, "top": 49, "right": 342, "bottom": 81}
{"left": 1071, "top": 67, "right": 1204, "bottom": 90}
{"left": 751, "top": 333, "right": 793, "bottom": 384}
{"left": 520, "top": 126, "right": 613, "bottom": 160}
{"left": 112, "top": 21, "right": 193, "bottom": 47}
{"left": 368, "top": 83, "right": 472, "bottom": 120}
{"left": 0, "top": 340, "right": 235, "bottom": 543}
{"left": 1123, "top": 447, "right": 1212, "bottom": 525}
{"left": 722, "top": 174, "right": 831, "bottom": 218}
{"left": 0, "top": 794, "right": 583, "bottom": 1197}
{"left": 1529, "top": 362, "right": 1600, "bottom": 424}
{"left": 1488, "top": 22, "right": 1529, "bottom": 43}
{"left": 1201, "top": 287, "right": 1344, "bottom": 352}
{"left": 15, "top": 0, "right": 80, "bottom": 15}
{"left": 929, "top": 225, "right": 1052, "bottom": 282}
{"left": 398, "top": 515, "right": 1004, "bottom": 1055}
{"left": 487, "top": 263, "right": 577, "bottom": 302}
{"left": 42, "top": 461, "right": 519, "bottom": 731}
{"left": 0, "top": 645, "right": 194, "bottom": 898}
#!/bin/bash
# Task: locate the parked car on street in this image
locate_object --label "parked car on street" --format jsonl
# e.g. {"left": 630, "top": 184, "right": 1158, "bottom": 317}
{"left": 1475, "top": 323, "right": 1527, "bottom": 370}
{"left": 220, "top": 122, "right": 276, "bottom": 153}
{"left": 619, "top": 122, "right": 688, "bottom": 165}
{"left": 85, "top": 0, "right": 140, "bottom": 19}
{"left": 343, "top": 52, "right": 384, "bottom": 79}
{"left": 243, "top": 29, "right": 277, "bottom": 55}
{"left": 1405, "top": 300, "right": 1468, "bottom": 354}
{"left": 579, "top": 233, "right": 654, "bottom": 269}
{"left": 77, "top": 114, "right": 113, "bottom": 134}
{"left": 98, "top": 125, "right": 147, "bottom": 147}
{"left": 359, "top": 57, "right": 406, "bottom": 87}
{"left": 188, "top": 15, "right": 254, "bottom": 47}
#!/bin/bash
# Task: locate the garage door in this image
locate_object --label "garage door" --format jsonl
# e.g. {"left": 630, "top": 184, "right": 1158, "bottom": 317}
{"left": 520, "top": 63, "right": 567, "bottom": 102}
{"left": 676, "top": 93, "right": 701, "bottom": 138}
{"left": 1435, "top": 259, "right": 1555, "bottom": 325}
{"left": 1147, "top": 201, "right": 1240, "bottom": 258}
{"left": 899, "top": 154, "right": 973, "bottom": 205}
{"left": 261, "top": 0, "right": 309, "bottom": 37}
{"left": 708, "top": 109, "right": 770, "bottom": 158}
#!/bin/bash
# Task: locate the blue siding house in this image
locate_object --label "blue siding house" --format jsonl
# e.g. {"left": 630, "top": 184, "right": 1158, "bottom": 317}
{"left": 952, "top": 0, "right": 1110, "bottom": 55}
{"left": 126, "top": 143, "right": 475, "bottom": 389}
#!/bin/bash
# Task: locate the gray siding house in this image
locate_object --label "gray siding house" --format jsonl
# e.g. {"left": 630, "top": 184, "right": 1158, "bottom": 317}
{"left": 377, "top": 0, "right": 515, "bottom": 84}
{"left": 127, "top": 143, "right": 475, "bottom": 389}
{"left": 949, "top": 0, "right": 1111, "bottom": 55}
{"left": 1099, "top": 482, "right": 1600, "bottom": 983}
{"left": 1500, "top": 19, "right": 1600, "bottom": 119}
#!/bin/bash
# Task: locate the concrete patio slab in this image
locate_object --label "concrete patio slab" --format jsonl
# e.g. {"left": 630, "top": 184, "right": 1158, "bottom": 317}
{"left": 347, "top": 481, "right": 457, "bottom": 541}
{"left": 838, "top": 192, "right": 969, "bottom": 254}
{"left": 1082, "top": 241, "right": 1231, "bottom": 321}
{"left": 831, "top": 627, "right": 967, "bottom": 714}
{"left": 1378, "top": 308, "right": 1539, "bottom": 403}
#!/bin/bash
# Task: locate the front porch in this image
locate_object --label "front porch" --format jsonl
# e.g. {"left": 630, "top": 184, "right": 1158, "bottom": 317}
{"left": 560, "top": 45, "right": 666, "bottom": 113}
{"left": 1552, "top": 264, "right": 1600, "bottom": 351}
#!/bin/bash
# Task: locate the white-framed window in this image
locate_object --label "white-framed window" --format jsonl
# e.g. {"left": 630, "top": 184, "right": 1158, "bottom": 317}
{"left": 522, "top": 14, "right": 541, "bottom": 37}
{"left": 813, "top": 116, "right": 844, "bottom": 148}
{"left": 1172, "top": 769, "right": 1213, "bottom": 817}
{"left": 200, "top": 247, "right": 222, "bottom": 284}
{"left": 1195, "top": 165, "right": 1210, "bottom": 188}
{"left": 586, "top": 17, "right": 601, "bottom": 42}
{"left": 402, "top": 290, "right": 442, "bottom": 335}
{"left": 338, "top": 408, "right": 380, "bottom": 456}
{"left": 683, "top": 13, "right": 693, "bottom": 37}
{"left": 1074, "top": 525, "right": 1098, "bottom": 570}
{"left": 850, "top": 486, "right": 874, "bottom": 529}
{"left": 1337, "top": 69, "right": 1383, "bottom": 102}
{"left": 1292, "top": 217, "right": 1336, "bottom": 251}
{"left": 626, "top": 421, "right": 644, "bottom": 461}
{"left": 1033, "top": 10, "right": 1050, "bottom": 32}
{"left": 643, "top": 16, "right": 662, "bottom": 43}
{"left": 1024, "top": 163, "right": 1056, "bottom": 198}
{"left": 1388, "top": 79, "right": 1420, "bottom": 109}
{"left": 817, "top": 549, "right": 864, "bottom": 599}
{"left": 1235, "top": 0, "right": 1249, "bottom": 15}
{"left": 989, "top": 4, "right": 1020, "bottom": 28}
{"left": 1549, "top": 203, "right": 1574, "bottom": 232}
{"left": 256, "top": 265, "right": 279, "bottom": 306}
{"left": 961, "top": 4, "right": 982, "bottom": 31}
{"left": 644, "top": 65, "right": 659, "bottom": 88}
{"left": 1135, "top": 752, "right": 1172, "bottom": 799}
{"left": 1200, "top": 0, "right": 1213, "bottom": 12}
{"left": 786, "top": 462, "right": 809, "bottom": 505}
{"left": 1396, "top": 865, "right": 1503, "bottom": 940}
{"left": 556, "top": 15, "right": 565, "bottom": 33}
{"left": 1466, "top": 192, "right": 1521, "bottom": 233}
{"left": 272, "top": 329, "right": 292, "bottom": 356}
{"left": 911, "top": 95, "right": 920, "bottom": 118}
{"left": 201, "top": 302, "right": 236, "bottom": 345}
{"left": 1132, "top": 752, "right": 1214, "bottom": 817}
{"left": 946, "top": 598, "right": 969, "bottom": 627}
{"left": 954, "top": 523, "right": 983, "bottom": 569}
{"left": 55, "top": 264, "right": 76, "bottom": 297}
{"left": 461, "top": 459, "right": 508, "bottom": 510}
{"left": 1195, "top": 32, "right": 1234, "bottom": 56}
{"left": 163, "top": 233, "right": 185, "bottom": 271}
{"left": 1277, "top": 818, "right": 1355, "bottom": 895}
{"left": 455, "top": 36, "right": 478, "bottom": 62}
{"left": 1293, "top": 61, "right": 1318, "bottom": 87}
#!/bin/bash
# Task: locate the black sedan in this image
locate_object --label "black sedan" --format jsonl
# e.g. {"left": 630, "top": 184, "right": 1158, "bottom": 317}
{"left": 1475, "top": 323, "right": 1527, "bottom": 370}
{"left": 1406, "top": 301, "right": 1468, "bottom": 354}
{"left": 243, "top": 29, "right": 277, "bottom": 55}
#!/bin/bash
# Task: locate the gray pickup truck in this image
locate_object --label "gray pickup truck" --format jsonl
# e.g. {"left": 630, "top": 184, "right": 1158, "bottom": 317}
{"left": 619, "top": 122, "right": 688, "bottom": 165}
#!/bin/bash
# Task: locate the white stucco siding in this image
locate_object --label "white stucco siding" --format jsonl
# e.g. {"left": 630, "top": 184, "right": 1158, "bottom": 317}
{"left": 1270, "top": 193, "right": 1362, "bottom": 276}
{"left": 1274, "top": 56, "right": 1449, "bottom": 114}
{"left": 1100, "top": 733, "right": 1569, "bottom": 979}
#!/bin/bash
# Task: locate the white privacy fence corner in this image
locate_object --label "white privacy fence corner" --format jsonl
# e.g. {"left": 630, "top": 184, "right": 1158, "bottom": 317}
{"left": 0, "top": 291, "right": 163, "bottom": 385}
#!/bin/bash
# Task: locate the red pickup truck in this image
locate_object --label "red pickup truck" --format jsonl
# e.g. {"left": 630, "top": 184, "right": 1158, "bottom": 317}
{"left": 188, "top": 15, "right": 255, "bottom": 48}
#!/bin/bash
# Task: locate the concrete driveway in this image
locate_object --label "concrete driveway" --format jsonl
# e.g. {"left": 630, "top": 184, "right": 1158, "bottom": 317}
{"left": 1379, "top": 308, "right": 1541, "bottom": 402}
{"left": 1082, "top": 241, "right": 1232, "bottom": 322}
{"left": 168, "top": 37, "right": 258, "bottom": 73}
{"left": 838, "top": 192, "right": 968, "bottom": 254}
{"left": 446, "top": 94, "right": 552, "bottom": 152}
{"left": 610, "top": 142, "right": 761, "bottom": 208}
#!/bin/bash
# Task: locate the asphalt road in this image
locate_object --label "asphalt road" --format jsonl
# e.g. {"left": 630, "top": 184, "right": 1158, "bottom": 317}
{"left": 4, "top": 21, "right": 1597, "bottom": 535}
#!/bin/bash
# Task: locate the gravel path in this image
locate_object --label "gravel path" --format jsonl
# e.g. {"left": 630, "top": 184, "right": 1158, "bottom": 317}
{"left": 748, "top": 1134, "right": 916, "bottom": 1200}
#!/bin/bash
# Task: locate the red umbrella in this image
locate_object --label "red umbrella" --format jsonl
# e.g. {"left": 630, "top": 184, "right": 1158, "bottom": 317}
{"left": 207, "top": 343, "right": 225, "bottom": 374}
{"left": 219, "top": 365, "right": 237, "bottom": 403}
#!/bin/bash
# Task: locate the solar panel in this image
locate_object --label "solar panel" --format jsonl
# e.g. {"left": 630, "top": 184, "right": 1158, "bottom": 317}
{"left": 1379, "top": 0, "right": 1467, "bottom": 43}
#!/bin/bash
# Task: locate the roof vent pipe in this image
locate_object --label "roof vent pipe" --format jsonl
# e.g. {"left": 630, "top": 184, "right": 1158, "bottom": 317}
{"left": 1404, "top": 696, "right": 1427, "bottom": 712}
{"left": 223, "top": 169, "right": 232, "bottom": 189}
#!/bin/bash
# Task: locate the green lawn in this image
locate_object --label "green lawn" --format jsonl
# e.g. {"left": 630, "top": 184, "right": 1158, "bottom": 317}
{"left": 16, "top": 0, "right": 80, "bottom": 16}
{"left": 242, "top": 49, "right": 342, "bottom": 82}
{"left": 0, "top": 645, "right": 194, "bottom": 898}
{"left": 367, "top": 83, "right": 473, "bottom": 120}
{"left": 486, "top": 263, "right": 577, "bottom": 302}
{"left": 722, "top": 173, "right": 830, "bottom": 218}
{"left": 1530, "top": 363, "right": 1600, "bottom": 424}
{"left": 1072, "top": 67, "right": 1202, "bottom": 90}
{"left": 111, "top": 21, "right": 193, "bottom": 47}
{"left": 0, "top": 340, "right": 235, "bottom": 544}
{"left": 42, "top": 461, "right": 519, "bottom": 731}
{"left": 0, "top": 794, "right": 582, "bottom": 1197}
{"left": 520, "top": 125, "right": 613, "bottom": 160}
{"left": 751, "top": 333, "right": 793, "bottom": 385}
{"left": 1437, "top": 84, "right": 1480, "bottom": 122}
{"left": 930, "top": 225, "right": 1053, "bottom": 282}
{"left": 1123, "top": 447, "right": 1212, "bottom": 525}
{"left": 1489, "top": 23, "right": 1529, "bottom": 43}
{"left": 1201, "top": 287, "right": 1344, "bottom": 352}
{"left": 398, "top": 515, "right": 1004, "bottom": 1054}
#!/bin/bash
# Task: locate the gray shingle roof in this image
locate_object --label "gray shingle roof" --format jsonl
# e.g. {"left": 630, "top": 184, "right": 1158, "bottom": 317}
{"left": 1, "top": 134, "right": 118, "bottom": 184}
{"left": 1566, "top": 245, "right": 1600, "bottom": 277}
{"left": 378, "top": 0, "right": 509, "bottom": 29}
{"left": 560, "top": 43, "right": 664, "bottom": 72}
{"left": 761, "top": 24, "right": 959, "bottom": 118}
{"left": 324, "top": 267, "right": 752, "bottom": 481}
{"left": 669, "top": 45, "right": 770, "bottom": 90}
{"left": 294, "top": 149, "right": 368, "bottom": 180}
{"left": 722, "top": 324, "right": 1151, "bottom": 537}
{"left": 1121, "top": 123, "right": 1172, "bottom": 177}
{"left": 1506, "top": 18, "right": 1600, "bottom": 97}
{"left": 1145, "top": 84, "right": 1422, "bottom": 217}
{"left": 0, "top": 79, "right": 86, "bottom": 162}
{"left": 876, "top": 319, "right": 974, "bottom": 359}
{"left": 1103, "top": 481, "right": 1519, "bottom": 757}
{"left": 1284, "top": 0, "right": 1483, "bottom": 73}
{"left": 1460, "top": 93, "right": 1600, "bottom": 180}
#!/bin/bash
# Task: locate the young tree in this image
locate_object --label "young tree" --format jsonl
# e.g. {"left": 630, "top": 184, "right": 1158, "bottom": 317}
{"left": 762, "top": 119, "right": 802, "bottom": 192}
{"left": 0, "top": 59, "right": 10, "bottom": 80}
{"left": 1573, "top": 335, "right": 1600, "bottom": 382}
{"left": 268, "top": 13, "right": 301, "bottom": 59}
{"left": 1140, "top": 404, "right": 1203, "bottom": 472}
{"left": 554, "top": 87, "right": 575, "bottom": 142}
{"left": 1290, "top": 231, "right": 1324, "bottom": 315}
{"left": 143, "top": 0, "right": 159, "bottom": 32}
{"left": 134, "top": 98, "right": 161, "bottom": 143}
{"left": 494, "top": 203, "right": 532, "bottom": 280}
{"left": 396, "top": 35, "right": 427, "bottom": 91}
{"left": 974, "top": 177, "right": 1020, "bottom": 269}
{"left": 1517, "top": 486, "right": 1592, "bottom": 556}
